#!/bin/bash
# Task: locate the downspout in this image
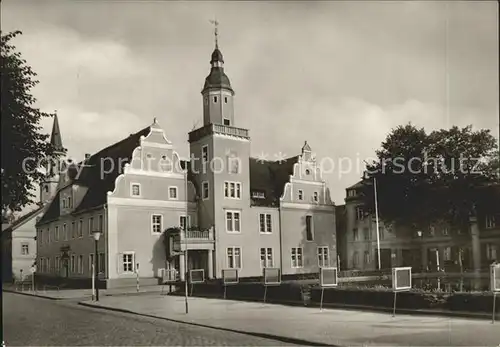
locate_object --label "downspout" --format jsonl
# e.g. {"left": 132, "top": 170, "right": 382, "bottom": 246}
{"left": 104, "top": 203, "right": 108, "bottom": 284}
{"left": 278, "top": 201, "right": 283, "bottom": 275}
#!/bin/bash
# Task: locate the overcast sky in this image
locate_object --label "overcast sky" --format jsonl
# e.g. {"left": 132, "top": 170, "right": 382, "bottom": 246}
{"left": 3, "top": 1, "right": 499, "bottom": 205}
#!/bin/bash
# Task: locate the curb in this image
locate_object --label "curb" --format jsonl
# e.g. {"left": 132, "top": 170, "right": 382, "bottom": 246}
{"left": 78, "top": 301, "right": 337, "bottom": 346}
{"left": 169, "top": 292, "right": 495, "bottom": 321}
{"left": 3, "top": 289, "right": 62, "bottom": 300}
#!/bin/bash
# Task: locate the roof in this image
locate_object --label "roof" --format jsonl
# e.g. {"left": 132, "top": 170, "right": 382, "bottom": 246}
{"left": 37, "top": 126, "right": 151, "bottom": 225}
{"left": 50, "top": 113, "right": 64, "bottom": 152}
{"left": 202, "top": 48, "right": 233, "bottom": 93}
{"left": 249, "top": 156, "right": 299, "bottom": 207}
{"left": 4, "top": 205, "right": 45, "bottom": 232}
{"left": 346, "top": 180, "right": 364, "bottom": 190}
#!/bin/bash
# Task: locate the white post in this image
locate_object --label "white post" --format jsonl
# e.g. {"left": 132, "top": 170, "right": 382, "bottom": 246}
{"left": 136, "top": 262, "right": 140, "bottom": 292}
{"left": 374, "top": 177, "right": 381, "bottom": 270}
{"left": 91, "top": 263, "right": 95, "bottom": 300}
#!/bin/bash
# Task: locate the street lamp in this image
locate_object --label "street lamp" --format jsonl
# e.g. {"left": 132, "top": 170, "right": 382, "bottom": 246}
{"left": 92, "top": 229, "right": 102, "bottom": 301}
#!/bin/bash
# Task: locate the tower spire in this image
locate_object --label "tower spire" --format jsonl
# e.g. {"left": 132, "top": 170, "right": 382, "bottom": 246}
{"left": 210, "top": 19, "right": 219, "bottom": 49}
{"left": 50, "top": 111, "right": 64, "bottom": 153}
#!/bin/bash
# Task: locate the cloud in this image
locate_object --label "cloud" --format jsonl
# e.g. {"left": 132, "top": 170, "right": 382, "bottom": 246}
{"left": 2, "top": 1, "right": 497, "bottom": 207}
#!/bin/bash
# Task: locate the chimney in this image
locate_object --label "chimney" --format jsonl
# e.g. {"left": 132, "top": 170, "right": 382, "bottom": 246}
{"left": 85, "top": 153, "right": 91, "bottom": 160}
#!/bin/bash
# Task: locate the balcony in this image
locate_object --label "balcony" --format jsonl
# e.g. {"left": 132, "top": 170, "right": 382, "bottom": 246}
{"left": 170, "top": 228, "right": 215, "bottom": 254}
{"left": 188, "top": 123, "right": 250, "bottom": 143}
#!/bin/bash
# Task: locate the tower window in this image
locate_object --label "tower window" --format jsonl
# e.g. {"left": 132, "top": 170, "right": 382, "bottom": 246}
{"left": 223, "top": 119, "right": 231, "bottom": 126}
{"left": 224, "top": 97, "right": 228, "bottom": 103}
{"left": 213, "top": 96, "right": 218, "bottom": 103}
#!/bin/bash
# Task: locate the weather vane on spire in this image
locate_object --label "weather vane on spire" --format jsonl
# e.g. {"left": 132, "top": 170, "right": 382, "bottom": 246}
{"left": 209, "top": 18, "right": 219, "bottom": 48}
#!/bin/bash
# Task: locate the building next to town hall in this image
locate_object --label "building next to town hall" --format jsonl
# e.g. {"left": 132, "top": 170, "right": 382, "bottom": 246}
{"left": 35, "top": 39, "right": 337, "bottom": 288}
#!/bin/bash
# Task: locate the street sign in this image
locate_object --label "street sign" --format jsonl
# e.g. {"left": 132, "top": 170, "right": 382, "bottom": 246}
{"left": 263, "top": 268, "right": 281, "bottom": 286}
{"left": 392, "top": 267, "right": 412, "bottom": 291}
{"left": 222, "top": 269, "right": 239, "bottom": 285}
{"left": 320, "top": 267, "right": 338, "bottom": 287}
{"left": 491, "top": 263, "right": 500, "bottom": 292}
{"left": 189, "top": 269, "right": 205, "bottom": 284}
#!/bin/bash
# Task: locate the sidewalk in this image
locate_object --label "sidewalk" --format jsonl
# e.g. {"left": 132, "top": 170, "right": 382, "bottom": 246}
{"left": 79, "top": 294, "right": 500, "bottom": 346}
{"left": 3, "top": 284, "right": 169, "bottom": 300}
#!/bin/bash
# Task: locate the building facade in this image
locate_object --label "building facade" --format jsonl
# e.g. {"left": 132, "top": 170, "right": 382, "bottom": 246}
{"left": 337, "top": 181, "right": 500, "bottom": 272}
{"left": 35, "top": 43, "right": 337, "bottom": 288}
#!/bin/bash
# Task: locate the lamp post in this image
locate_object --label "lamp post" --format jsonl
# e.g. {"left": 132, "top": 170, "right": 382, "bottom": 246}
{"left": 92, "top": 229, "right": 102, "bottom": 301}
{"left": 417, "top": 230, "right": 423, "bottom": 272}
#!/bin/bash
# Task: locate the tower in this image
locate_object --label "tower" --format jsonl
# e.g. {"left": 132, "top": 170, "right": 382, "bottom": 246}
{"left": 40, "top": 113, "right": 65, "bottom": 204}
{"left": 189, "top": 23, "right": 251, "bottom": 278}
{"left": 201, "top": 21, "right": 235, "bottom": 127}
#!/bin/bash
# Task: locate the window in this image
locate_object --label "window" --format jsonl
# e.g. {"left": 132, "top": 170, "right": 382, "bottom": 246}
{"left": 71, "top": 255, "right": 76, "bottom": 273}
{"left": 78, "top": 219, "right": 83, "bottom": 238}
{"left": 122, "top": 253, "right": 135, "bottom": 273}
{"left": 47, "top": 228, "right": 50, "bottom": 243}
{"left": 21, "top": 243, "right": 29, "bottom": 255}
{"left": 78, "top": 255, "right": 83, "bottom": 274}
{"left": 260, "top": 248, "right": 273, "bottom": 268}
{"left": 355, "top": 206, "right": 364, "bottom": 221}
{"left": 252, "top": 191, "right": 265, "bottom": 199}
{"left": 363, "top": 227, "right": 370, "bottom": 240}
{"left": 364, "top": 251, "right": 370, "bottom": 264}
{"left": 305, "top": 169, "right": 310, "bottom": 175}
{"left": 204, "top": 96, "right": 208, "bottom": 105}
{"left": 213, "top": 96, "right": 218, "bottom": 103}
{"left": 353, "top": 251, "right": 359, "bottom": 268}
{"left": 224, "top": 181, "right": 241, "bottom": 199}
{"left": 169, "top": 187, "right": 178, "bottom": 200}
{"left": 47, "top": 257, "right": 51, "bottom": 273}
{"left": 54, "top": 226, "right": 59, "bottom": 241}
{"left": 224, "top": 96, "right": 228, "bottom": 103}
{"left": 318, "top": 247, "right": 329, "bottom": 267}
{"left": 259, "top": 214, "right": 272, "bottom": 233}
{"left": 98, "top": 215, "right": 103, "bottom": 231}
{"left": 152, "top": 215, "right": 163, "bottom": 234}
{"left": 201, "top": 145, "right": 208, "bottom": 163}
{"left": 306, "top": 215, "right": 314, "bottom": 241}
{"left": 313, "top": 192, "right": 319, "bottom": 202}
{"left": 202, "top": 181, "right": 209, "bottom": 200}
{"left": 68, "top": 197, "right": 72, "bottom": 208}
{"left": 442, "top": 226, "right": 449, "bottom": 236}
{"left": 55, "top": 257, "right": 60, "bottom": 271}
{"left": 99, "top": 253, "right": 105, "bottom": 273}
{"left": 71, "top": 222, "right": 75, "bottom": 238}
{"left": 444, "top": 247, "right": 452, "bottom": 261}
{"left": 62, "top": 199, "right": 67, "bottom": 208}
{"left": 486, "top": 215, "right": 496, "bottom": 229}
{"left": 348, "top": 189, "right": 356, "bottom": 197}
{"left": 131, "top": 183, "right": 141, "bottom": 197}
{"left": 298, "top": 190, "right": 304, "bottom": 201}
{"left": 291, "top": 248, "right": 303, "bottom": 268}
{"left": 227, "top": 247, "right": 242, "bottom": 269}
{"left": 226, "top": 211, "right": 241, "bottom": 233}
{"left": 180, "top": 215, "right": 191, "bottom": 230}
{"left": 223, "top": 119, "right": 231, "bottom": 126}
{"left": 487, "top": 244, "right": 498, "bottom": 260}
{"left": 429, "top": 225, "right": 435, "bottom": 237}
{"left": 88, "top": 217, "right": 94, "bottom": 235}
{"left": 89, "top": 254, "right": 94, "bottom": 273}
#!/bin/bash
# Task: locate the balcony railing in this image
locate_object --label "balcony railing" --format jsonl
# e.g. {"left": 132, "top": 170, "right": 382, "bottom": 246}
{"left": 189, "top": 123, "right": 250, "bottom": 143}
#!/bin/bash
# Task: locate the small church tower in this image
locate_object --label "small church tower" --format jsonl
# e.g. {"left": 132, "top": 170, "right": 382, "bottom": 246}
{"left": 40, "top": 113, "right": 65, "bottom": 204}
{"left": 201, "top": 20, "right": 235, "bottom": 127}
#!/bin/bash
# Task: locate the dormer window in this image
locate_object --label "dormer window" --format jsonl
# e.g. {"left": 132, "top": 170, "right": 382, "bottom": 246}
{"left": 252, "top": 191, "right": 266, "bottom": 199}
